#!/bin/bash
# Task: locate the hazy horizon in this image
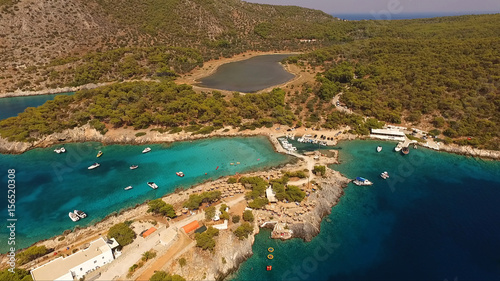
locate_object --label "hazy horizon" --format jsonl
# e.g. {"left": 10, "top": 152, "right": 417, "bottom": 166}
{"left": 244, "top": 0, "right": 500, "bottom": 15}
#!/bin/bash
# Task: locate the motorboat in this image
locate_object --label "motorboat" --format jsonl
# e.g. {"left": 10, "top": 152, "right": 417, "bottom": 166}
{"left": 54, "top": 147, "right": 66, "bottom": 153}
{"left": 88, "top": 163, "right": 100, "bottom": 170}
{"left": 69, "top": 212, "right": 80, "bottom": 222}
{"left": 376, "top": 146, "right": 382, "bottom": 152}
{"left": 401, "top": 147, "right": 410, "bottom": 155}
{"left": 142, "top": 147, "right": 151, "bottom": 154}
{"left": 352, "top": 177, "right": 373, "bottom": 186}
{"left": 130, "top": 165, "right": 139, "bottom": 170}
{"left": 97, "top": 151, "right": 103, "bottom": 157}
{"left": 74, "top": 210, "right": 87, "bottom": 219}
{"left": 394, "top": 142, "right": 403, "bottom": 152}
{"left": 124, "top": 186, "right": 133, "bottom": 190}
{"left": 380, "top": 171, "right": 390, "bottom": 179}
{"left": 147, "top": 182, "right": 158, "bottom": 189}
{"left": 176, "top": 171, "right": 185, "bottom": 177}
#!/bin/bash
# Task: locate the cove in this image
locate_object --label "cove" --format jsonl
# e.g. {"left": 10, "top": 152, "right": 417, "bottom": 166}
{"left": 232, "top": 140, "right": 500, "bottom": 280}
{"left": 0, "top": 136, "right": 292, "bottom": 253}
{"left": 0, "top": 92, "right": 74, "bottom": 120}
{"left": 198, "top": 54, "right": 295, "bottom": 93}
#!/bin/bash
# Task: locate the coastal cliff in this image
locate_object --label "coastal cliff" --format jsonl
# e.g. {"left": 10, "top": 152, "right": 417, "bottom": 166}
{"left": 290, "top": 170, "right": 349, "bottom": 241}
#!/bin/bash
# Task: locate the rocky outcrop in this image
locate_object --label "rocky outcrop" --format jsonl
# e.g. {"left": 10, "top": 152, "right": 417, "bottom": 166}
{"left": 290, "top": 170, "right": 349, "bottom": 241}
{"left": 439, "top": 144, "right": 500, "bottom": 160}
{"left": 167, "top": 230, "right": 255, "bottom": 281}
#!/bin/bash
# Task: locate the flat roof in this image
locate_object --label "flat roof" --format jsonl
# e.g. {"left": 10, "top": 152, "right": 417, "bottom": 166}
{"left": 142, "top": 227, "right": 157, "bottom": 238}
{"left": 31, "top": 238, "right": 111, "bottom": 281}
{"left": 370, "top": 129, "right": 406, "bottom": 136}
{"left": 182, "top": 220, "right": 200, "bottom": 233}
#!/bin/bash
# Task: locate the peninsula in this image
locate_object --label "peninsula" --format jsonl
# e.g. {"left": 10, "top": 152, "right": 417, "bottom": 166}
{"left": 1, "top": 0, "right": 499, "bottom": 280}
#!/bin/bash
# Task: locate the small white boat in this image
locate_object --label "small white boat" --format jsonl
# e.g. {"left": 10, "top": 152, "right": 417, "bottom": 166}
{"left": 394, "top": 142, "right": 403, "bottom": 152}
{"left": 54, "top": 147, "right": 66, "bottom": 153}
{"left": 376, "top": 146, "right": 382, "bottom": 152}
{"left": 130, "top": 165, "right": 139, "bottom": 170}
{"left": 147, "top": 182, "right": 158, "bottom": 189}
{"left": 69, "top": 212, "right": 80, "bottom": 222}
{"left": 88, "top": 163, "right": 100, "bottom": 170}
{"left": 97, "top": 151, "right": 103, "bottom": 158}
{"left": 176, "top": 171, "right": 184, "bottom": 177}
{"left": 124, "top": 186, "right": 133, "bottom": 190}
{"left": 352, "top": 177, "right": 373, "bottom": 186}
{"left": 142, "top": 147, "right": 151, "bottom": 154}
{"left": 380, "top": 171, "right": 390, "bottom": 179}
{"left": 74, "top": 210, "right": 87, "bottom": 219}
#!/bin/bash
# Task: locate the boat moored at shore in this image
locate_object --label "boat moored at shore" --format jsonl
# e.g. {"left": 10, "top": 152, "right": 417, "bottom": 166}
{"left": 401, "top": 146, "right": 410, "bottom": 155}
{"left": 142, "top": 147, "right": 151, "bottom": 154}
{"left": 97, "top": 151, "right": 103, "bottom": 157}
{"left": 352, "top": 177, "right": 373, "bottom": 186}
{"left": 74, "top": 210, "right": 87, "bottom": 219}
{"left": 377, "top": 146, "right": 382, "bottom": 152}
{"left": 124, "top": 186, "right": 133, "bottom": 190}
{"left": 130, "top": 165, "right": 139, "bottom": 170}
{"left": 176, "top": 171, "right": 185, "bottom": 177}
{"left": 54, "top": 147, "right": 66, "bottom": 154}
{"left": 394, "top": 142, "right": 403, "bottom": 152}
{"left": 68, "top": 212, "right": 80, "bottom": 222}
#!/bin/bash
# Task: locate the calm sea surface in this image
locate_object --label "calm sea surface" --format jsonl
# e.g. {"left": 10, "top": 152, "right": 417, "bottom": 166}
{"left": 0, "top": 92, "right": 74, "bottom": 120}
{"left": 232, "top": 140, "right": 500, "bottom": 280}
{"left": 0, "top": 136, "right": 292, "bottom": 253}
{"left": 198, "top": 54, "right": 295, "bottom": 93}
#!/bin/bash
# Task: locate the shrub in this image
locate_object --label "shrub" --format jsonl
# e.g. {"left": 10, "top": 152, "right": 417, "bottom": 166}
{"left": 232, "top": 215, "right": 240, "bottom": 223}
{"left": 17, "top": 246, "right": 49, "bottom": 265}
{"left": 108, "top": 222, "right": 136, "bottom": 246}
{"left": 195, "top": 227, "right": 219, "bottom": 251}
{"left": 243, "top": 210, "right": 254, "bottom": 222}
{"left": 135, "top": 132, "right": 146, "bottom": 137}
{"left": 233, "top": 222, "right": 254, "bottom": 240}
{"left": 147, "top": 199, "right": 176, "bottom": 218}
{"left": 313, "top": 165, "right": 326, "bottom": 176}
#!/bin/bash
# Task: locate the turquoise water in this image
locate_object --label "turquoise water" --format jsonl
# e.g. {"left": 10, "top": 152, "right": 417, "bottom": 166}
{"left": 198, "top": 54, "right": 295, "bottom": 93}
{"left": 0, "top": 137, "right": 291, "bottom": 253}
{"left": 0, "top": 92, "right": 74, "bottom": 120}
{"left": 233, "top": 140, "right": 500, "bottom": 280}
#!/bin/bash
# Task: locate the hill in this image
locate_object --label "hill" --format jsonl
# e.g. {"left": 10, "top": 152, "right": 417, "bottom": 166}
{"left": 0, "top": 0, "right": 355, "bottom": 93}
{"left": 287, "top": 14, "right": 500, "bottom": 149}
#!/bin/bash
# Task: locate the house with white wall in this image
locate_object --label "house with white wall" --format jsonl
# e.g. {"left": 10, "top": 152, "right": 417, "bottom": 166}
{"left": 31, "top": 237, "right": 119, "bottom": 281}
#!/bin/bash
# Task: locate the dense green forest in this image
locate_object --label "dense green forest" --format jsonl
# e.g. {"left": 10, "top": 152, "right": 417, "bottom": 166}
{"left": 287, "top": 14, "right": 500, "bottom": 149}
{"left": 0, "top": 80, "right": 385, "bottom": 142}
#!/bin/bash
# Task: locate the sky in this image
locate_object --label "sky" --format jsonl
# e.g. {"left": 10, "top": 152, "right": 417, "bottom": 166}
{"left": 244, "top": 0, "right": 500, "bottom": 15}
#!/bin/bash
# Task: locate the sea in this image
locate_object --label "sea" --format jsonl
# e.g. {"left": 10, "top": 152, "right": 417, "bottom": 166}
{"left": 332, "top": 12, "right": 498, "bottom": 21}
{"left": 0, "top": 92, "right": 74, "bottom": 120}
{"left": 0, "top": 137, "right": 292, "bottom": 253}
{"left": 198, "top": 54, "right": 294, "bottom": 93}
{"left": 232, "top": 140, "right": 500, "bottom": 280}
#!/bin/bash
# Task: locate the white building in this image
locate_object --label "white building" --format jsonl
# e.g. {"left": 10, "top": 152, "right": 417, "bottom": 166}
{"left": 266, "top": 186, "right": 277, "bottom": 203}
{"left": 31, "top": 238, "right": 119, "bottom": 281}
{"left": 370, "top": 128, "right": 406, "bottom": 142}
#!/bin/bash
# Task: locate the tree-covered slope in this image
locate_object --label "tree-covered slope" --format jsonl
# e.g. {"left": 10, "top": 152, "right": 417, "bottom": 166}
{"left": 288, "top": 14, "right": 500, "bottom": 149}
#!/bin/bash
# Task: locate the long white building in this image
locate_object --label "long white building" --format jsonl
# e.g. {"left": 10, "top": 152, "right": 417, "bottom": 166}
{"left": 31, "top": 237, "right": 119, "bottom": 281}
{"left": 370, "top": 128, "right": 406, "bottom": 142}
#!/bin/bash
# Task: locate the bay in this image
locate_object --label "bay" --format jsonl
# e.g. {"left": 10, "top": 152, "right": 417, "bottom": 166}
{"left": 0, "top": 136, "right": 292, "bottom": 253}
{"left": 0, "top": 92, "right": 74, "bottom": 120}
